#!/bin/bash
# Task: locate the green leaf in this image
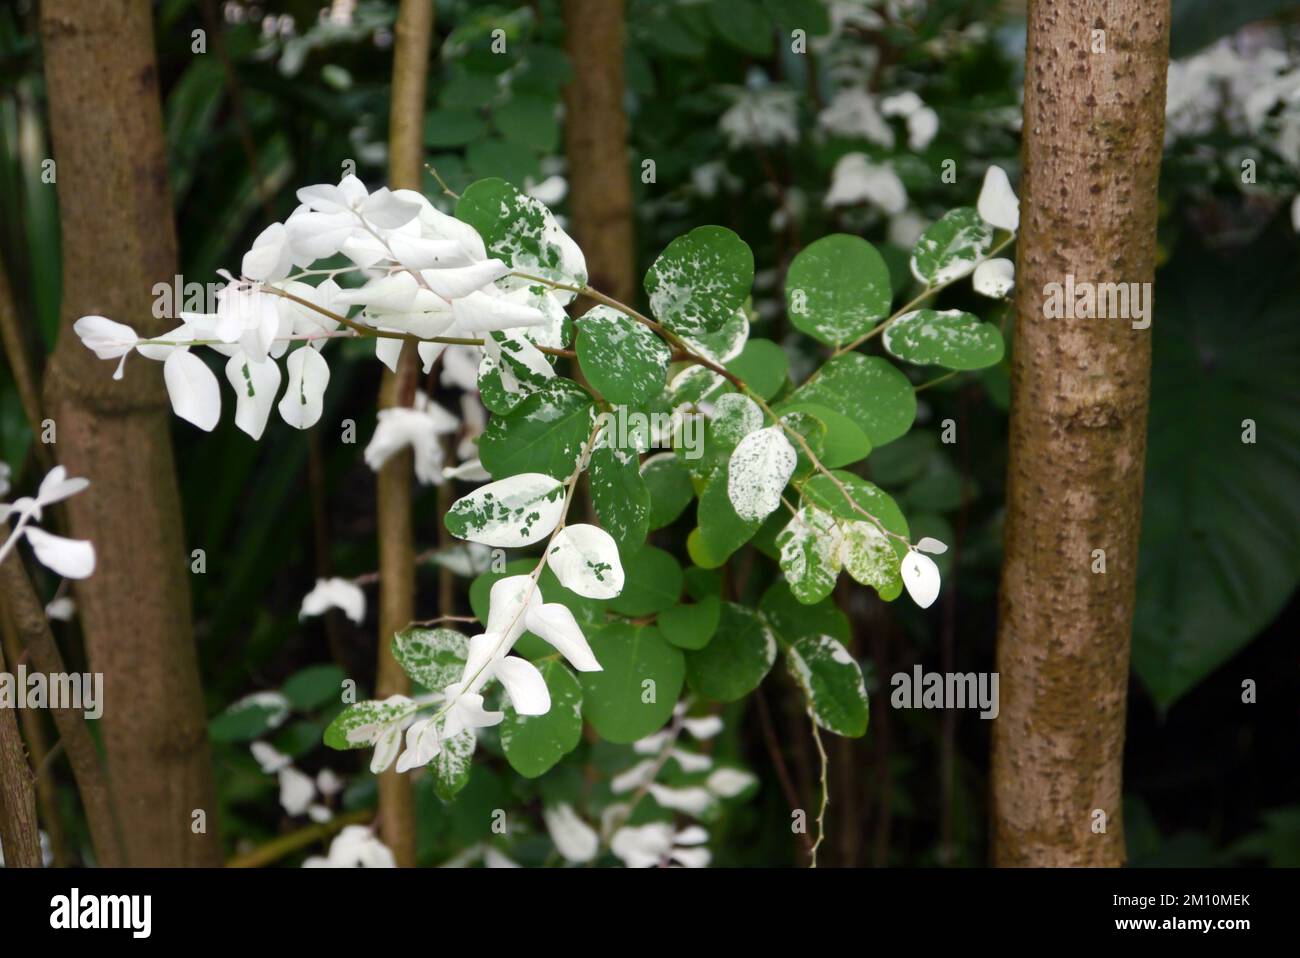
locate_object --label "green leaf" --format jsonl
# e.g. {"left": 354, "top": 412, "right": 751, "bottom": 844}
{"left": 576, "top": 306, "right": 671, "bottom": 405}
{"left": 785, "top": 353, "right": 916, "bottom": 447}
{"left": 391, "top": 628, "right": 469, "bottom": 691}
{"left": 658, "top": 595, "right": 722, "bottom": 650}
{"left": 760, "top": 582, "right": 851, "bottom": 646}
{"left": 1133, "top": 231, "right": 1300, "bottom": 707}
{"left": 431, "top": 729, "right": 476, "bottom": 801}
{"left": 785, "top": 634, "right": 869, "bottom": 737}
{"left": 323, "top": 698, "right": 417, "bottom": 751}
{"left": 645, "top": 225, "right": 754, "bottom": 337}
{"left": 281, "top": 665, "right": 346, "bottom": 711}
{"left": 456, "top": 177, "right": 587, "bottom": 290}
{"left": 840, "top": 520, "right": 904, "bottom": 601}
{"left": 786, "top": 234, "right": 892, "bottom": 347}
{"left": 777, "top": 401, "right": 871, "bottom": 468}
{"left": 492, "top": 94, "right": 560, "bottom": 152}
{"left": 883, "top": 308, "right": 1005, "bottom": 370}
{"left": 424, "top": 108, "right": 488, "bottom": 148}
{"left": 684, "top": 603, "right": 777, "bottom": 702}
{"left": 589, "top": 443, "right": 650, "bottom": 553}
{"left": 609, "top": 546, "right": 683, "bottom": 616}
{"left": 909, "top": 207, "right": 993, "bottom": 286}
{"left": 500, "top": 660, "right": 583, "bottom": 777}
{"left": 693, "top": 466, "right": 761, "bottom": 567}
{"left": 709, "top": 0, "right": 774, "bottom": 55}
{"left": 776, "top": 506, "right": 843, "bottom": 604}
{"left": 726, "top": 339, "right": 788, "bottom": 400}
{"left": 641, "top": 453, "right": 695, "bottom": 529}
{"left": 478, "top": 378, "right": 594, "bottom": 480}
{"left": 580, "top": 623, "right": 685, "bottom": 743}
{"left": 210, "top": 693, "right": 289, "bottom": 743}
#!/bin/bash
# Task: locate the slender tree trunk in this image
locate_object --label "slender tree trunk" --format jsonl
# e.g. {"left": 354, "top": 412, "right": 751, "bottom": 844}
{"left": 0, "top": 618, "right": 41, "bottom": 868}
{"left": 39, "top": 0, "right": 219, "bottom": 865}
{"left": 0, "top": 540, "right": 124, "bottom": 866}
{"left": 373, "top": 0, "right": 435, "bottom": 868}
{"left": 562, "top": 0, "right": 635, "bottom": 305}
{"left": 990, "top": 0, "right": 1170, "bottom": 866}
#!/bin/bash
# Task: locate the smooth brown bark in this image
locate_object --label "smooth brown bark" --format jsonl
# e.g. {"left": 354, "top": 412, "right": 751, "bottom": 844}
{"left": 562, "top": 0, "right": 635, "bottom": 305}
{"left": 991, "top": 0, "right": 1170, "bottom": 866}
{"left": 373, "top": 0, "right": 435, "bottom": 868}
{"left": 39, "top": 0, "right": 219, "bottom": 865}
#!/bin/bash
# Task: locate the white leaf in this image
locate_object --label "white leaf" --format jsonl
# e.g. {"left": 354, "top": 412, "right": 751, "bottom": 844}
{"left": 360, "top": 187, "right": 421, "bottom": 229}
{"left": 446, "top": 473, "right": 566, "bottom": 547}
{"left": 973, "top": 257, "right": 1015, "bottom": 298}
{"left": 278, "top": 347, "right": 330, "bottom": 429}
{"left": 727, "top": 427, "right": 797, "bottom": 521}
{"left": 278, "top": 766, "right": 316, "bottom": 816}
{"left": 485, "top": 576, "right": 544, "bottom": 646}
{"left": 494, "top": 656, "right": 551, "bottom": 715}
{"left": 224, "top": 353, "right": 282, "bottom": 440}
{"left": 250, "top": 741, "right": 291, "bottom": 774}
{"left": 916, "top": 536, "right": 949, "bottom": 555}
{"left": 74, "top": 315, "right": 138, "bottom": 379}
{"left": 241, "top": 222, "right": 293, "bottom": 282}
{"left": 546, "top": 524, "right": 624, "bottom": 599}
{"left": 299, "top": 577, "right": 366, "bottom": 624}
{"left": 977, "top": 165, "right": 1019, "bottom": 232}
{"left": 419, "top": 260, "right": 510, "bottom": 300}
{"left": 901, "top": 549, "right": 941, "bottom": 609}
{"left": 23, "top": 527, "right": 95, "bottom": 579}
{"left": 35, "top": 466, "right": 89, "bottom": 507}
{"left": 163, "top": 350, "right": 222, "bottom": 431}
{"left": 524, "top": 603, "right": 602, "bottom": 672}
{"left": 707, "top": 767, "right": 757, "bottom": 798}
{"left": 543, "top": 804, "right": 599, "bottom": 863}
{"left": 452, "top": 288, "right": 547, "bottom": 331}
{"left": 647, "top": 783, "right": 714, "bottom": 816}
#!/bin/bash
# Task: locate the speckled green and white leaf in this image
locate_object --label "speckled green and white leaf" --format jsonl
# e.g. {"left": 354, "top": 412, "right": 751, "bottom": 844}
{"left": 684, "top": 603, "right": 777, "bottom": 702}
{"left": 324, "top": 698, "right": 417, "bottom": 750}
{"left": 785, "top": 634, "right": 869, "bottom": 737}
{"left": 576, "top": 306, "right": 671, "bottom": 406}
{"left": 727, "top": 426, "right": 796, "bottom": 521}
{"left": 547, "top": 523, "right": 624, "bottom": 599}
{"left": 802, "top": 470, "right": 909, "bottom": 563}
{"left": 883, "top": 308, "right": 1004, "bottom": 370}
{"left": 431, "top": 728, "right": 477, "bottom": 801}
{"left": 478, "top": 329, "right": 554, "bottom": 415}
{"left": 500, "top": 660, "right": 583, "bottom": 778}
{"left": 456, "top": 178, "right": 587, "bottom": 302}
{"left": 785, "top": 353, "right": 915, "bottom": 447}
{"left": 785, "top": 234, "right": 892, "bottom": 347}
{"left": 680, "top": 306, "right": 749, "bottom": 362}
{"left": 909, "top": 208, "right": 993, "bottom": 286}
{"left": 479, "top": 378, "right": 595, "bottom": 480}
{"left": 710, "top": 392, "right": 763, "bottom": 449}
{"left": 777, "top": 506, "right": 844, "bottom": 604}
{"left": 839, "top": 520, "right": 903, "bottom": 601}
{"left": 644, "top": 225, "right": 754, "bottom": 337}
{"left": 445, "top": 472, "right": 567, "bottom": 547}
{"left": 589, "top": 444, "right": 649, "bottom": 551}
{"left": 506, "top": 284, "right": 571, "bottom": 349}
{"left": 391, "top": 628, "right": 468, "bottom": 691}
{"left": 665, "top": 363, "right": 726, "bottom": 407}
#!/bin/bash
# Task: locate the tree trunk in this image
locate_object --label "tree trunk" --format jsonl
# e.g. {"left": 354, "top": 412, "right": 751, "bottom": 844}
{"left": 990, "top": 0, "right": 1170, "bottom": 866}
{"left": 39, "top": 0, "right": 220, "bottom": 866}
{"left": 562, "top": 0, "right": 635, "bottom": 305}
{"left": 373, "top": 0, "right": 435, "bottom": 868}
{"left": 0, "top": 615, "right": 41, "bottom": 868}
